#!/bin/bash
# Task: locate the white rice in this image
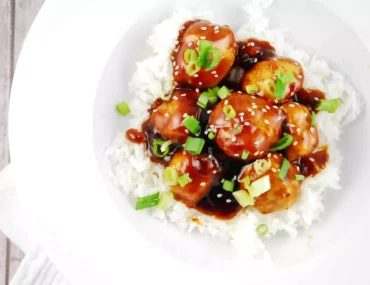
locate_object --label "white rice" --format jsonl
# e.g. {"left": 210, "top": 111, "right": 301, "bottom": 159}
{"left": 106, "top": 1, "right": 361, "bottom": 258}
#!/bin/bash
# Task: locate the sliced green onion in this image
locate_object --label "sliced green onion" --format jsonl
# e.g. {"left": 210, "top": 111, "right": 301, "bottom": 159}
{"left": 262, "top": 79, "right": 276, "bottom": 97}
{"left": 245, "top": 84, "right": 259, "bottom": 94}
{"left": 223, "top": 105, "right": 236, "bottom": 119}
{"left": 217, "top": 86, "right": 231, "bottom": 99}
{"left": 270, "top": 134, "right": 294, "bottom": 152}
{"left": 177, "top": 173, "right": 192, "bottom": 187}
{"left": 238, "top": 176, "right": 250, "bottom": 186}
{"left": 135, "top": 192, "right": 160, "bottom": 210}
{"left": 197, "top": 92, "right": 209, "bottom": 108}
{"left": 205, "top": 47, "right": 222, "bottom": 71}
{"left": 116, "top": 101, "right": 131, "bottom": 116}
{"left": 254, "top": 159, "right": 272, "bottom": 175}
{"left": 157, "top": 191, "right": 174, "bottom": 210}
{"left": 275, "top": 77, "right": 286, "bottom": 99}
{"left": 208, "top": 131, "right": 216, "bottom": 140}
{"left": 295, "top": 174, "right": 305, "bottom": 181}
{"left": 278, "top": 158, "right": 290, "bottom": 181}
{"left": 247, "top": 175, "right": 271, "bottom": 198}
{"left": 197, "top": 40, "right": 213, "bottom": 67}
{"left": 280, "top": 71, "right": 295, "bottom": 84}
{"left": 316, "top": 98, "right": 341, "bottom": 113}
{"left": 160, "top": 140, "right": 172, "bottom": 153}
{"left": 184, "top": 49, "right": 198, "bottom": 64}
{"left": 232, "top": 190, "right": 255, "bottom": 207}
{"left": 274, "top": 69, "right": 282, "bottom": 77}
{"left": 311, "top": 111, "right": 317, "bottom": 127}
{"left": 182, "top": 116, "right": 201, "bottom": 134}
{"left": 153, "top": 140, "right": 170, "bottom": 158}
{"left": 232, "top": 125, "right": 243, "bottom": 135}
{"left": 211, "top": 86, "right": 220, "bottom": 96}
{"left": 184, "top": 137, "right": 205, "bottom": 155}
{"left": 185, "top": 61, "right": 201, "bottom": 76}
{"left": 222, "top": 180, "right": 235, "bottom": 192}
{"left": 163, "top": 167, "right": 178, "bottom": 186}
{"left": 256, "top": 224, "right": 268, "bottom": 236}
{"left": 242, "top": 150, "right": 249, "bottom": 160}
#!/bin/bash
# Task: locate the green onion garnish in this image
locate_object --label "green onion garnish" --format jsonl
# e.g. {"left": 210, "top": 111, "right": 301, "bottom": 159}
{"left": 223, "top": 105, "right": 236, "bottom": 119}
{"left": 275, "top": 77, "right": 286, "bottom": 99}
{"left": 254, "top": 159, "right": 272, "bottom": 175}
{"left": 208, "top": 131, "right": 216, "bottom": 140}
{"left": 184, "top": 49, "right": 198, "bottom": 64}
{"left": 163, "top": 167, "right": 178, "bottom": 186}
{"left": 185, "top": 61, "right": 201, "bottom": 76}
{"left": 135, "top": 192, "right": 160, "bottom": 210}
{"left": 270, "top": 134, "right": 294, "bottom": 152}
{"left": 256, "top": 224, "right": 268, "bottom": 236}
{"left": 177, "top": 173, "right": 192, "bottom": 187}
{"left": 197, "top": 92, "right": 209, "bottom": 108}
{"left": 217, "top": 86, "right": 231, "bottom": 99}
{"left": 247, "top": 175, "right": 271, "bottom": 198}
{"left": 160, "top": 140, "right": 172, "bottom": 153}
{"left": 238, "top": 176, "right": 250, "bottom": 186}
{"left": 242, "top": 150, "right": 249, "bottom": 160}
{"left": 311, "top": 112, "right": 317, "bottom": 127}
{"left": 222, "top": 179, "right": 235, "bottom": 192}
{"left": 315, "top": 98, "right": 341, "bottom": 113}
{"left": 197, "top": 40, "right": 213, "bottom": 67}
{"left": 157, "top": 191, "right": 174, "bottom": 210}
{"left": 184, "top": 137, "right": 205, "bottom": 155}
{"left": 211, "top": 86, "right": 220, "bottom": 96}
{"left": 232, "top": 125, "right": 243, "bottom": 135}
{"left": 274, "top": 70, "right": 296, "bottom": 99}
{"left": 205, "top": 47, "right": 222, "bottom": 71}
{"left": 278, "top": 158, "right": 290, "bottom": 180}
{"left": 182, "top": 116, "right": 201, "bottom": 134}
{"left": 116, "top": 101, "right": 131, "bottom": 116}
{"left": 280, "top": 71, "right": 295, "bottom": 84}
{"left": 245, "top": 84, "right": 259, "bottom": 94}
{"left": 153, "top": 140, "right": 170, "bottom": 158}
{"left": 232, "top": 190, "right": 255, "bottom": 207}
{"left": 295, "top": 174, "right": 305, "bottom": 181}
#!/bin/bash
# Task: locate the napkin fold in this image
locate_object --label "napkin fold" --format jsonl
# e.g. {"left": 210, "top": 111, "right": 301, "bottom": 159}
{"left": 0, "top": 165, "right": 71, "bottom": 285}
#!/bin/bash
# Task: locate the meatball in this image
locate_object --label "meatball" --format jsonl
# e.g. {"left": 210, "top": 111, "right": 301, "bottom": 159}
{"left": 241, "top": 57, "right": 304, "bottom": 103}
{"left": 150, "top": 90, "right": 200, "bottom": 144}
{"left": 281, "top": 101, "right": 319, "bottom": 161}
{"left": 168, "top": 151, "right": 221, "bottom": 207}
{"left": 209, "top": 93, "right": 285, "bottom": 160}
{"left": 239, "top": 153, "right": 302, "bottom": 214}
{"left": 173, "top": 20, "right": 237, "bottom": 89}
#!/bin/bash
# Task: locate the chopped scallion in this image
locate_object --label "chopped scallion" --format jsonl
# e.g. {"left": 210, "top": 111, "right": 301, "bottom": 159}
{"left": 232, "top": 190, "right": 255, "bottom": 207}
{"left": 197, "top": 92, "right": 209, "bottom": 109}
{"left": 295, "top": 174, "right": 305, "bottom": 181}
{"left": 185, "top": 61, "right": 201, "bottom": 76}
{"left": 256, "top": 224, "right": 268, "bottom": 236}
{"left": 160, "top": 140, "right": 172, "bottom": 153}
{"left": 275, "top": 77, "right": 286, "bottom": 99}
{"left": 184, "top": 49, "right": 198, "bottom": 64}
{"left": 177, "top": 173, "right": 192, "bottom": 187}
{"left": 135, "top": 192, "right": 160, "bottom": 210}
{"left": 222, "top": 180, "right": 235, "bottom": 192}
{"left": 242, "top": 150, "right": 249, "bottom": 160}
{"left": 205, "top": 47, "right": 222, "bottom": 71}
{"left": 223, "top": 105, "right": 236, "bottom": 119}
{"left": 254, "top": 159, "right": 272, "bottom": 175}
{"left": 247, "top": 175, "right": 271, "bottom": 198}
{"left": 233, "top": 125, "right": 243, "bottom": 135}
{"left": 238, "top": 176, "right": 250, "bottom": 186}
{"left": 245, "top": 84, "right": 259, "bottom": 94}
{"left": 311, "top": 111, "right": 317, "bottom": 127}
{"left": 280, "top": 71, "right": 295, "bottom": 84}
{"left": 208, "top": 131, "right": 216, "bottom": 140}
{"left": 270, "top": 133, "right": 294, "bottom": 152}
{"left": 157, "top": 191, "right": 174, "bottom": 210}
{"left": 153, "top": 140, "right": 170, "bottom": 158}
{"left": 217, "top": 86, "right": 231, "bottom": 99}
{"left": 316, "top": 98, "right": 341, "bottom": 113}
{"left": 184, "top": 137, "right": 205, "bottom": 155}
{"left": 163, "top": 167, "right": 178, "bottom": 186}
{"left": 278, "top": 158, "right": 290, "bottom": 180}
{"left": 182, "top": 116, "right": 201, "bottom": 134}
{"left": 197, "top": 40, "right": 213, "bottom": 67}
{"left": 116, "top": 101, "right": 131, "bottom": 116}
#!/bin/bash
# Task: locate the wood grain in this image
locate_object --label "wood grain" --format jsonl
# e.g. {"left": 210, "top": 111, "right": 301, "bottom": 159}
{"left": 0, "top": 0, "right": 45, "bottom": 284}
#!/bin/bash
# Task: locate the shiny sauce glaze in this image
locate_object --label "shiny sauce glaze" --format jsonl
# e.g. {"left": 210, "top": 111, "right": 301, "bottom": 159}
{"left": 125, "top": 21, "right": 331, "bottom": 220}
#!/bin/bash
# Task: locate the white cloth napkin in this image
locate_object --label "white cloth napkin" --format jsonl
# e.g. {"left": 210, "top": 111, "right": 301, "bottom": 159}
{"left": 0, "top": 165, "right": 71, "bottom": 285}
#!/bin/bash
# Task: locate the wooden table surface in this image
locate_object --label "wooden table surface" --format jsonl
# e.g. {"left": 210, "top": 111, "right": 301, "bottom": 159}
{"left": 0, "top": 0, "right": 45, "bottom": 284}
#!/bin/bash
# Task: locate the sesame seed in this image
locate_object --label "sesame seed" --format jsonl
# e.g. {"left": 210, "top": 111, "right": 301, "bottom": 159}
{"left": 234, "top": 154, "right": 240, "bottom": 157}
{"left": 254, "top": 151, "right": 259, "bottom": 156}
{"left": 188, "top": 42, "right": 193, "bottom": 47}
{"left": 273, "top": 58, "right": 278, "bottom": 61}
{"left": 199, "top": 82, "right": 203, "bottom": 86}
{"left": 305, "top": 113, "right": 308, "bottom": 117}
{"left": 200, "top": 36, "right": 206, "bottom": 40}
{"left": 247, "top": 108, "right": 252, "bottom": 112}
{"left": 251, "top": 96, "right": 256, "bottom": 99}
{"left": 194, "top": 74, "right": 199, "bottom": 77}
{"left": 173, "top": 96, "right": 178, "bottom": 100}
{"left": 175, "top": 71, "right": 179, "bottom": 76}
{"left": 298, "top": 75, "right": 302, "bottom": 78}
{"left": 224, "top": 100, "right": 229, "bottom": 105}
{"left": 274, "top": 99, "right": 279, "bottom": 103}
{"left": 244, "top": 122, "right": 250, "bottom": 126}
{"left": 273, "top": 105, "right": 278, "bottom": 109}
{"left": 185, "top": 129, "right": 189, "bottom": 134}
{"left": 311, "top": 127, "right": 315, "bottom": 132}
{"left": 239, "top": 112, "right": 245, "bottom": 116}
{"left": 214, "top": 30, "right": 219, "bottom": 34}
{"left": 214, "top": 26, "right": 219, "bottom": 30}
{"left": 214, "top": 74, "right": 219, "bottom": 78}
{"left": 271, "top": 168, "right": 277, "bottom": 173}
{"left": 165, "top": 113, "right": 169, "bottom": 117}
{"left": 208, "top": 154, "right": 213, "bottom": 159}
{"left": 277, "top": 116, "right": 282, "bottom": 120}
{"left": 183, "top": 113, "right": 188, "bottom": 118}
{"left": 226, "top": 199, "right": 232, "bottom": 203}
{"left": 213, "top": 170, "right": 217, "bottom": 174}
{"left": 273, "top": 154, "right": 278, "bottom": 158}
{"left": 309, "top": 158, "right": 315, "bottom": 162}
{"left": 254, "top": 58, "right": 258, "bottom": 63}
{"left": 297, "top": 128, "right": 301, "bottom": 132}
{"left": 196, "top": 88, "right": 200, "bottom": 93}
{"left": 233, "top": 175, "right": 237, "bottom": 180}
{"left": 204, "top": 130, "right": 208, "bottom": 135}
{"left": 267, "top": 153, "right": 272, "bottom": 158}
{"left": 260, "top": 151, "right": 264, "bottom": 155}
{"left": 240, "top": 116, "right": 244, "bottom": 122}
{"left": 152, "top": 109, "right": 157, "bottom": 113}
{"left": 221, "top": 179, "right": 225, "bottom": 183}
{"left": 289, "top": 104, "right": 295, "bottom": 107}
{"left": 290, "top": 124, "right": 296, "bottom": 128}
{"left": 217, "top": 193, "right": 222, "bottom": 198}
{"left": 314, "top": 97, "right": 319, "bottom": 101}
{"left": 175, "top": 66, "right": 179, "bottom": 70}
{"left": 293, "top": 141, "right": 298, "bottom": 146}
{"left": 262, "top": 108, "right": 267, "bottom": 113}
{"left": 251, "top": 111, "right": 255, "bottom": 116}
{"left": 242, "top": 45, "right": 245, "bottom": 49}
{"left": 181, "top": 93, "right": 186, "bottom": 97}
{"left": 201, "top": 26, "right": 207, "bottom": 30}
{"left": 173, "top": 61, "right": 176, "bottom": 66}
{"left": 207, "top": 110, "right": 212, "bottom": 114}
{"left": 238, "top": 91, "right": 242, "bottom": 94}
{"left": 264, "top": 119, "right": 269, "bottom": 124}
{"left": 266, "top": 105, "right": 271, "bottom": 110}
{"left": 200, "top": 182, "right": 206, "bottom": 186}
{"left": 231, "top": 137, "right": 236, "bottom": 142}
{"left": 252, "top": 105, "right": 258, "bottom": 109}
{"left": 254, "top": 141, "right": 259, "bottom": 146}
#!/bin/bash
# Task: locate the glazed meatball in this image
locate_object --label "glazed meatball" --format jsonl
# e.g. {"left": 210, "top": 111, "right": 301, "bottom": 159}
{"left": 168, "top": 151, "right": 221, "bottom": 207}
{"left": 239, "top": 153, "right": 302, "bottom": 214}
{"left": 208, "top": 93, "right": 285, "bottom": 160}
{"left": 150, "top": 90, "right": 200, "bottom": 144}
{"left": 281, "top": 101, "right": 319, "bottom": 161}
{"left": 173, "top": 20, "right": 237, "bottom": 89}
{"left": 241, "top": 58, "right": 304, "bottom": 103}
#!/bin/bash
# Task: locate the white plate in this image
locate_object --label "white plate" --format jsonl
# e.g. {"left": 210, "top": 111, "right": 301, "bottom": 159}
{"left": 9, "top": 0, "right": 370, "bottom": 284}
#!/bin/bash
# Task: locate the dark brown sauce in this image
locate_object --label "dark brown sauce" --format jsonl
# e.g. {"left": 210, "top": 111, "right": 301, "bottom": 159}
{"left": 296, "top": 88, "right": 326, "bottom": 112}
{"left": 126, "top": 129, "right": 146, "bottom": 144}
{"left": 300, "top": 146, "right": 329, "bottom": 177}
